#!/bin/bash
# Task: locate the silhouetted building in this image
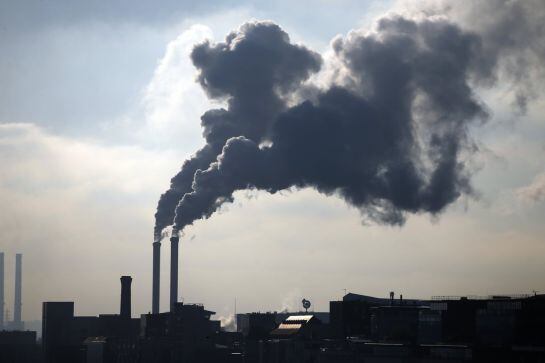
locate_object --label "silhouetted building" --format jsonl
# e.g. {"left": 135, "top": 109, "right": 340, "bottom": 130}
{"left": 236, "top": 312, "right": 280, "bottom": 340}
{"left": 370, "top": 305, "right": 441, "bottom": 343}
{"left": 36, "top": 285, "right": 545, "bottom": 363}
{"left": 330, "top": 299, "right": 374, "bottom": 338}
{"left": 330, "top": 292, "right": 426, "bottom": 338}
{"left": 237, "top": 311, "right": 329, "bottom": 338}
{"left": 270, "top": 315, "right": 322, "bottom": 339}
{"left": 431, "top": 296, "right": 485, "bottom": 344}
{"left": 42, "top": 276, "right": 140, "bottom": 363}
{"left": 0, "top": 330, "right": 41, "bottom": 363}
{"left": 0, "top": 252, "right": 4, "bottom": 330}
{"left": 42, "top": 301, "right": 76, "bottom": 363}
{"left": 82, "top": 335, "right": 138, "bottom": 363}
{"left": 139, "top": 302, "right": 222, "bottom": 363}
{"left": 254, "top": 292, "right": 545, "bottom": 363}
{"left": 317, "top": 340, "right": 473, "bottom": 363}
{"left": 430, "top": 294, "right": 545, "bottom": 361}
{"left": 260, "top": 315, "right": 324, "bottom": 363}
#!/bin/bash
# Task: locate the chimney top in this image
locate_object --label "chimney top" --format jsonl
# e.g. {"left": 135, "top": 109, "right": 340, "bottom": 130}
{"left": 120, "top": 276, "right": 132, "bottom": 319}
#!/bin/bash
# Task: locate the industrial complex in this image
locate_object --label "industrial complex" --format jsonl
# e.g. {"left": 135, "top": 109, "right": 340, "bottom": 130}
{"left": 1, "top": 243, "right": 545, "bottom": 362}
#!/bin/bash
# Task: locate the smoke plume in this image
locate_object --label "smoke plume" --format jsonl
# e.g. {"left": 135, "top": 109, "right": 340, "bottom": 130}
{"left": 155, "top": 2, "right": 545, "bottom": 236}
{"left": 154, "top": 21, "right": 321, "bottom": 239}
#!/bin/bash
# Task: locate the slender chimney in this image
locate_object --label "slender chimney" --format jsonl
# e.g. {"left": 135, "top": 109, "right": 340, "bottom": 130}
{"left": 0, "top": 252, "right": 4, "bottom": 329}
{"left": 170, "top": 234, "right": 179, "bottom": 311}
{"left": 14, "top": 253, "right": 22, "bottom": 328}
{"left": 152, "top": 241, "right": 161, "bottom": 314}
{"left": 120, "top": 276, "right": 132, "bottom": 319}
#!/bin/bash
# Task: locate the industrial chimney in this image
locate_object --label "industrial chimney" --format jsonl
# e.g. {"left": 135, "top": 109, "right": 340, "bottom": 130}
{"left": 152, "top": 241, "right": 161, "bottom": 314}
{"left": 0, "top": 252, "right": 4, "bottom": 329}
{"left": 170, "top": 233, "right": 179, "bottom": 312}
{"left": 14, "top": 253, "right": 22, "bottom": 329}
{"left": 120, "top": 276, "right": 132, "bottom": 319}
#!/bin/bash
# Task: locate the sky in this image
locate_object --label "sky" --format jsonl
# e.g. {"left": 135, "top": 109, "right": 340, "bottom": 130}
{"left": 1, "top": 0, "right": 544, "bottom": 325}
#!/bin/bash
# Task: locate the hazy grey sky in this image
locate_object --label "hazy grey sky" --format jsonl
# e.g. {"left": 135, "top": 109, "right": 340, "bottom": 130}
{"left": 1, "top": 0, "right": 544, "bottom": 325}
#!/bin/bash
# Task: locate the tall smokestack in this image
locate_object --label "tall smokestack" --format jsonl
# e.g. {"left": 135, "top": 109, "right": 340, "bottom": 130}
{"left": 152, "top": 242, "right": 161, "bottom": 314}
{"left": 170, "top": 234, "right": 179, "bottom": 311}
{"left": 14, "top": 253, "right": 22, "bottom": 329}
{"left": 120, "top": 276, "right": 132, "bottom": 319}
{"left": 0, "top": 252, "right": 4, "bottom": 329}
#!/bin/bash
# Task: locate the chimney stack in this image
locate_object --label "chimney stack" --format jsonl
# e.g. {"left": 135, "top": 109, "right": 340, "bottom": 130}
{"left": 120, "top": 276, "right": 132, "bottom": 319}
{"left": 0, "top": 252, "right": 4, "bottom": 329}
{"left": 14, "top": 253, "right": 22, "bottom": 329}
{"left": 170, "top": 234, "right": 179, "bottom": 312}
{"left": 152, "top": 242, "right": 161, "bottom": 314}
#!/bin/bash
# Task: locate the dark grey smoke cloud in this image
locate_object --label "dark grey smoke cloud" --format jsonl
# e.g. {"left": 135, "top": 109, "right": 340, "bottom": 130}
{"left": 154, "top": 21, "right": 321, "bottom": 239}
{"left": 158, "top": 1, "right": 544, "bottom": 235}
{"left": 171, "top": 16, "right": 492, "bottom": 232}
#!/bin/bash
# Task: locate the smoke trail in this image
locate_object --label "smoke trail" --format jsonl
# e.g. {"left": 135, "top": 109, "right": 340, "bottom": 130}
{"left": 159, "top": 1, "right": 545, "bottom": 235}
{"left": 154, "top": 21, "right": 321, "bottom": 239}
{"left": 172, "top": 16, "right": 491, "bottom": 231}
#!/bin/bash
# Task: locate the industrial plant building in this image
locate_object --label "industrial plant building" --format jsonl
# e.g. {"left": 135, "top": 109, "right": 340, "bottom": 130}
{"left": 2, "top": 242, "right": 545, "bottom": 362}
{"left": 40, "top": 274, "right": 241, "bottom": 363}
{"left": 5, "top": 284, "right": 545, "bottom": 362}
{"left": 42, "top": 276, "right": 140, "bottom": 363}
{"left": 247, "top": 292, "right": 545, "bottom": 363}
